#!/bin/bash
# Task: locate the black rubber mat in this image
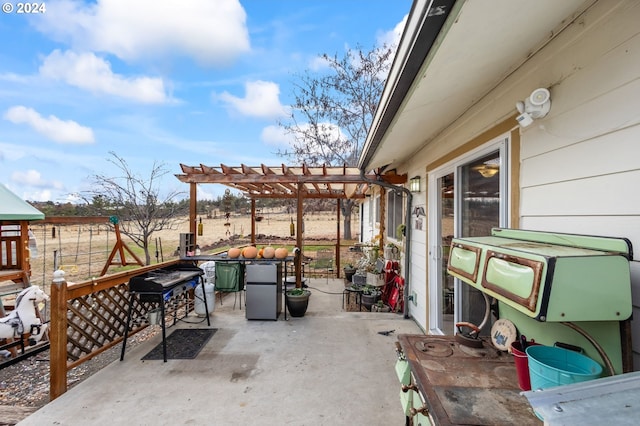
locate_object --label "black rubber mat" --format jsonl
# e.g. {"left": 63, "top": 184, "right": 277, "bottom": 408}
{"left": 141, "top": 328, "right": 217, "bottom": 360}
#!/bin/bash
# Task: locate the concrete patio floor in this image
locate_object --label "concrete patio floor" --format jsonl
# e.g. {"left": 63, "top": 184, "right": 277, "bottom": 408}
{"left": 18, "top": 277, "right": 423, "bottom": 425}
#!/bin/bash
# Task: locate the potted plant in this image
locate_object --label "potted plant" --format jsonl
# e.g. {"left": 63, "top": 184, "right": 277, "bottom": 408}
{"left": 361, "top": 285, "right": 382, "bottom": 311}
{"left": 372, "top": 300, "right": 391, "bottom": 312}
{"left": 343, "top": 263, "right": 356, "bottom": 282}
{"left": 285, "top": 287, "right": 311, "bottom": 317}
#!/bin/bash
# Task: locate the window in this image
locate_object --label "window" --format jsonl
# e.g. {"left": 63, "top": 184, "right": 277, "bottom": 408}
{"left": 387, "top": 190, "right": 403, "bottom": 239}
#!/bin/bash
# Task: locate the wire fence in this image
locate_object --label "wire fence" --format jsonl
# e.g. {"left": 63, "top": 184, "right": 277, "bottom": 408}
{"left": 29, "top": 224, "right": 113, "bottom": 291}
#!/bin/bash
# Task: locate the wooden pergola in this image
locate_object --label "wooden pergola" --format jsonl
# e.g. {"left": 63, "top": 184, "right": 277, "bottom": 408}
{"left": 175, "top": 164, "right": 406, "bottom": 287}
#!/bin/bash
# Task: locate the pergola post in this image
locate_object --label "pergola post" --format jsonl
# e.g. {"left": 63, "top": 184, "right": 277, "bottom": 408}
{"left": 379, "top": 187, "right": 386, "bottom": 253}
{"left": 296, "top": 182, "right": 303, "bottom": 288}
{"left": 250, "top": 198, "right": 256, "bottom": 245}
{"left": 189, "top": 183, "right": 197, "bottom": 245}
{"left": 336, "top": 199, "right": 341, "bottom": 277}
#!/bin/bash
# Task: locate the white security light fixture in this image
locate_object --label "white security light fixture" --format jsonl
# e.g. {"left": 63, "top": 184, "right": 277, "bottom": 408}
{"left": 516, "top": 88, "right": 551, "bottom": 127}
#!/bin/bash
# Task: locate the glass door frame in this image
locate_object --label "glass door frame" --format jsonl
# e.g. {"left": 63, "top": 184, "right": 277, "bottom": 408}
{"left": 427, "top": 136, "right": 510, "bottom": 335}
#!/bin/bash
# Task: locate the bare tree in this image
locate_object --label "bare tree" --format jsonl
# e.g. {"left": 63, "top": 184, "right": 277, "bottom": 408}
{"left": 85, "top": 152, "right": 186, "bottom": 265}
{"left": 278, "top": 44, "right": 394, "bottom": 239}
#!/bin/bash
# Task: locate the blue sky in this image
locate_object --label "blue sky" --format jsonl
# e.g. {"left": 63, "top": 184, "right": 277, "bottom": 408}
{"left": 0, "top": 0, "right": 410, "bottom": 203}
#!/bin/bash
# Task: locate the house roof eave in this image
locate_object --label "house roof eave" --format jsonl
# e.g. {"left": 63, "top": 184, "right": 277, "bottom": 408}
{"left": 358, "top": 0, "right": 459, "bottom": 171}
{"left": 359, "top": 0, "right": 595, "bottom": 172}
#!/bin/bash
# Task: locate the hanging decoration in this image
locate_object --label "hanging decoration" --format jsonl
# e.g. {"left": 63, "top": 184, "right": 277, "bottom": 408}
{"left": 223, "top": 189, "right": 232, "bottom": 236}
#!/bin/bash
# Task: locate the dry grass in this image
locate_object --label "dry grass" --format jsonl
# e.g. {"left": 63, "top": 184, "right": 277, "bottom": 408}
{"left": 26, "top": 211, "right": 360, "bottom": 291}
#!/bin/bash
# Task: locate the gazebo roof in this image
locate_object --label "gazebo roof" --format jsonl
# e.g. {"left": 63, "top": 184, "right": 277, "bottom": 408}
{"left": 0, "top": 184, "right": 45, "bottom": 221}
{"left": 176, "top": 163, "right": 406, "bottom": 199}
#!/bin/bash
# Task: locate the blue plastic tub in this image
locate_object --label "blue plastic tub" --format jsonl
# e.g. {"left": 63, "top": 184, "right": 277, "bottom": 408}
{"left": 526, "top": 345, "right": 602, "bottom": 391}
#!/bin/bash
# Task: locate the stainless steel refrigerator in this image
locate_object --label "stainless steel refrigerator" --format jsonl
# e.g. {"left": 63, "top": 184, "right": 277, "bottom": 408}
{"left": 245, "top": 263, "right": 283, "bottom": 320}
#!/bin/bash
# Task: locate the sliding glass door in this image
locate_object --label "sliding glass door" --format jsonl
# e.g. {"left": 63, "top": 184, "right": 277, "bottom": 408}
{"left": 429, "top": 138, "right": 508, "bottom": 335}
{"left": 458, "top": 151, "right": 502, "bottom": 332}
{"left": 438, "top": 171, "right": 455, "bottom": 334}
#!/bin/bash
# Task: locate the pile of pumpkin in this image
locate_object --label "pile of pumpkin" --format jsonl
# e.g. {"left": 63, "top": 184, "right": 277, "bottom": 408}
{"left": 227, "top": 246, "right": 289, "bottom": 260}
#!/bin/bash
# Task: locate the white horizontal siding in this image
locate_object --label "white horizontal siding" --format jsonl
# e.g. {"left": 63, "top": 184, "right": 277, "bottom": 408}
{"left": 360, "top": 194, "right": 381, "bottom": 245}
{"left": 520, "top": 19, "right": 640, "bottom": 160}
{"left": 361, "top": 199, "right": 372, "bottom": 244}
{"left": 520, "top": 216, "right": 640, "bottom": 261}
{"left": 520, "top": 169, "right": 640, "bottom": 216}
{"left": 388, "top": 169, "right": 429, "bottom": 329}
{"left": 518, "top": 1, "right": 640, "bottom": 252}
{"left": 517, "top": 1, "right": 640, "bottom": 369}
{"left": 521, "top": 122, "right": 640, "bottom": 189}
{"left": 408, "top": 246, "right": 427, "bottom": 332}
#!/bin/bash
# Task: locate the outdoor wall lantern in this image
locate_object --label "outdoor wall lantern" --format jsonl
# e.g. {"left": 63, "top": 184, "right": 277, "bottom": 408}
{"left": 409, "top": 176, "right": 421, "bottom": 192}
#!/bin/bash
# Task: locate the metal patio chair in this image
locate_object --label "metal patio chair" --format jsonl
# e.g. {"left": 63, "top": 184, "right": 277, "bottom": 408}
{"left": 311, "top": 248, "right": 334, "bottom": 283}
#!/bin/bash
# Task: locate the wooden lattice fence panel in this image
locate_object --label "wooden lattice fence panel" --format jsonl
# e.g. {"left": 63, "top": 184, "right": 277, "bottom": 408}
{"left": 64, "top": 283, "right": 197, "bottom": 365}
{"left": 50, "top": 259, "right": 195, "bottom": 399}
{"left": 66, "top": 283, "right": 137, "bottom": 363}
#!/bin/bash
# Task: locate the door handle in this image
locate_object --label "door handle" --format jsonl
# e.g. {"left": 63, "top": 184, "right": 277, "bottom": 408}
{"left": 431, "top": 245, "right": 442, "bottom": 260}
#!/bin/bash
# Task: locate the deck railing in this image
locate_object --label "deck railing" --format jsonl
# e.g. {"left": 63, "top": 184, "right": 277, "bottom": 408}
{"left": 49, "top": 259, "right": 183, "bottom": 400}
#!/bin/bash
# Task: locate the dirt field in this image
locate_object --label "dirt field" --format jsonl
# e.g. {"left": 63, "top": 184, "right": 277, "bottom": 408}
{"left": 26, "top": 211, "right": 360, "bottom": 289}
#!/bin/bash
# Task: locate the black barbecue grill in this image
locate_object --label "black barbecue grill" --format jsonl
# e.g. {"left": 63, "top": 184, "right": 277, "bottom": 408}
{"left": 120, "top": 264, "right": 209, "bottom": 362}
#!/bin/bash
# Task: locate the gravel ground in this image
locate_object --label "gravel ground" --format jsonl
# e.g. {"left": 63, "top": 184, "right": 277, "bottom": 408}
{"left": 0, "top": 327, "right": 158, "bottom": 425}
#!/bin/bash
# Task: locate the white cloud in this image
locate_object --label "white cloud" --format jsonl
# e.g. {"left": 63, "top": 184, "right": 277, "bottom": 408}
{"left": 218, "top": 81, "right": 288, "bottom": 119}
{"left": 307, "top": 122, "right": 347, "bottom": 144}
{"left": 14, "top": 170, "right": 43, "bottom": 186}
{"left": 264, "top": 122, "right": 346, "bottom": 153}
{"left": 0, "top": 72, "right": 30, "bottom": 84}
{"left": 24, "top": 189, "right": 53, "bottom": 202}
{"left": 377, "top": 15, "right": 408, "bottom": 48}
{"left": 261, "top": 125, "right": 293, "bottom": 147}
{"left": 39, "top": 50, "right": 170, "bottom": 104}
{"left": 308, "top": 55, "right": 330, "bottom": 71}
{"left": 10, "top": 170, "right": 64, "bottom": 202}
{"left": 4, "top": 106, "right": 95, "bottom": 144}
{"left": 196, "top": 184, "right": 221, "bottom": 201}
{"left": 19, "top": 170, "right": 64, "bottom": 189}
{"left": 35, "top": 0, "right": 250, "bottom": 66}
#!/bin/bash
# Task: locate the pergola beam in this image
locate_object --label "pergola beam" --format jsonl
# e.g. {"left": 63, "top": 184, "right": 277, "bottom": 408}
{"left": 176, "top": 173, "right": 387, "bottom": 184}
{"left": 248, "top": 192, "right": 365, "bottom": 199}
{"left": 177, "top": 164, "right": 406, "bottom": 287}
